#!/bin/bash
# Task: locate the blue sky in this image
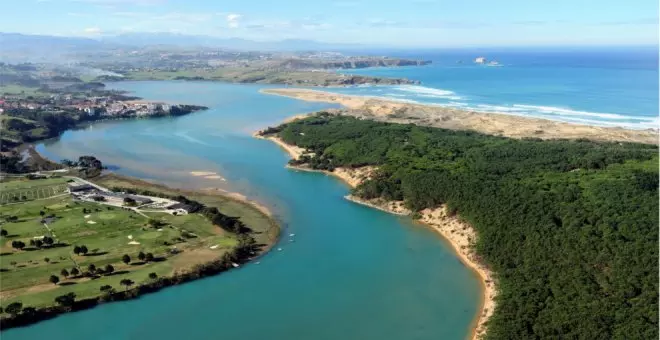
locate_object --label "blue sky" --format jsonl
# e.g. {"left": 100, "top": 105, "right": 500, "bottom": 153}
{"left": 3, "top": 0, "right": 658, "bottom": 46}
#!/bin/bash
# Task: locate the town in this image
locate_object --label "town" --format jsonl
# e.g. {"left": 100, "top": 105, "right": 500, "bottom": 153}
{"left": 0, "top": 93, "right": 173, "bottom": 117}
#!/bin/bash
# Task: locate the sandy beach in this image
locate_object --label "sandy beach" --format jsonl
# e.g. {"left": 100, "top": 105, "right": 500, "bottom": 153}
{"left": 257, "top": 132, "right": 496, "bottom": 339}
{"left": 261, "top": 88, "right": 658, "bottom": 145}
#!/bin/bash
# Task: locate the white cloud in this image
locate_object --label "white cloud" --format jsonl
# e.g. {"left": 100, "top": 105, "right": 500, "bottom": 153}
{"left": 81, "top": 27, "right": 103, "bottom": 36}
{"left": 227, "top": 13, "right": 242, "bottom": 28}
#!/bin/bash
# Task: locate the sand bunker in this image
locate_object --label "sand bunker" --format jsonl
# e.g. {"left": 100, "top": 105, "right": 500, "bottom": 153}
{"left": 86, "top": 221, "right": 97, "bottom": 224}
{"left": 127, "top": 241, "right": 140, "bottom": 245}
{"left": 210, "top": 245, "right": 219, "bottom": 249}
{"left": 84, "top": 215, "right": 91, "bottom": 219}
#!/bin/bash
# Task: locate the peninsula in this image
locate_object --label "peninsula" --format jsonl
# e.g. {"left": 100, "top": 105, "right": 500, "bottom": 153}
{"left": 257, "top": 112, "right": 658, "bottom": 339}
{"left": 261, "top": 88, "right": 659, "bottom": 145}
{"left": 0, "top": 165, "right": 278, "bottom": 329}
{"left": 85, "top": 51, "right": 429, "bottom": 86}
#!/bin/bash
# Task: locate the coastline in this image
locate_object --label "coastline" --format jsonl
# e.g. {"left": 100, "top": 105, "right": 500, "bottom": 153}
{"left": 1, "top": 150, "right": 280, "bottom": 330}
{"left": 260, "top": 88, "right": 658, "bottom": 145}
{"left": 255, "top": 132, "right": 495, "bottom": 340}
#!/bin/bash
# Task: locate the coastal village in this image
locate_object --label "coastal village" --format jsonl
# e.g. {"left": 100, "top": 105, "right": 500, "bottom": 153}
{"left": 0, "top": 93, "right": 172, "bottom": 118}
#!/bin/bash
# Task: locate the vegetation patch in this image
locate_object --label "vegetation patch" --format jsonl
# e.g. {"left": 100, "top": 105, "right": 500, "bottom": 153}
{"left": 266, "top": 113, "right": 659, "bottom": 339}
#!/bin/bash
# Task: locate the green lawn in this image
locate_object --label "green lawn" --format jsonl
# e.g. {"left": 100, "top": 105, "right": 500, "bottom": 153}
{"left": 0, "top": 177, "right": 70, "bottom": 204}
{"left": 93, "top": 174, "right": 279, "bottom": 247}
{"left": 0, "top": 178, "right": 242, "bottom": 310}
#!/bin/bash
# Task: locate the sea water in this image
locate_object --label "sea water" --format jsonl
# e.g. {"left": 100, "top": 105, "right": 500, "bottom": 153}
{"left": 5, "top": 82, "right": 482, "bottom": 340}
{"left": 331, "top": 46, "right": 659, "bottom": 129}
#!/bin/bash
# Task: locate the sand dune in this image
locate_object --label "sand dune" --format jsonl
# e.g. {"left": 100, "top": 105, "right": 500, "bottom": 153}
{"left": 262, "top": 88, "right": 658, "bottom": 145}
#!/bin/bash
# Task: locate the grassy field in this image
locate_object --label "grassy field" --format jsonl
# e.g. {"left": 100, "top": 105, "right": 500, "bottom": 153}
{"left": 122, "top": 67, "right": 406, "bottom": 86}
{"left": 0, "top": 85, "right": 45, "bottom": 96}
{"left": 93, "top": 174, "right": 279, "bottom": 247}
{"left": 0, "top": 177, "right": 69, "bottom": 204}
{"left": 0, "top": 176, "right": 267, "bottom": 310}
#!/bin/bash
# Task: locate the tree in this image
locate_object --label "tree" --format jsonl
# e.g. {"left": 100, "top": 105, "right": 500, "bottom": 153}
{"left": 148, "top": 272, "right": 158, "bottom": 280}
{"left": 70, "top": 267, "right": 80, "bottom": 276}
{"left": 138, "top": 251, "right": 146, "bottom": 262}
{"left": 104, "top": 264, "right": 114, "bottom": 274}
{"left": 147, "top": 219, "right": 162, "bottom": 228}
{"left": 11, "top": 240, "right": 25, "bottom": 250}
{"left": 80, "top": 245, "right": 88, "bottom": 255}
{"left": 120, "top": 279, "right": 134, "bottom": 291}
{"left": 44, "top": 257, "right": 50, "bottom": 263}
{"left": 100, "top": 285, "right": 115, "bottom": 294}
{"left": 122, "top": 254, "right": 131, "bottom": 264}
{"left": 61, "top": 268, "right": 69, "bottom": 278}
{"left": 42, "top": 236, "right": 54, "bottom": 246}
{"left": 5, "top": 302, "right": 22, "bottom": 316}
{"left": 145, "top": 253, "right": 154, "bottom": 262}
{"left": 54, "top": 292, "right": 76, "bottom": 308}
{"left": 87, "top": 264, "right": 96, "bottom": 275}
{"left": 39, "top": 210, "right": 45, "bottom": 216}
{"left": 33, "top": 239, "right": 43, "bottom": 248}
{"left": 21, "top": 307, "right": 36, "bottom": 317}
{"left": 0, "top": 229, "right": 7, "bottom": 237}
{"left": 49, "top": 275, "right": 60, "bottom": 285}
{"left": 73, "top": 245, "right": 81, "bottom": 255}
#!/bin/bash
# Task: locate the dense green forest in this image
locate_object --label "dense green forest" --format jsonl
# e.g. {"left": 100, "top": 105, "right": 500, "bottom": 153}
{"left": 264, "top": 113, "right": 659, "bottom": 339}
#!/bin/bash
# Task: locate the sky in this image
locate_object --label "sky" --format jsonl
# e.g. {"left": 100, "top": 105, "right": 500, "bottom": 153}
{"left": 2, "top": 0, "right": 658, "bottom": 47}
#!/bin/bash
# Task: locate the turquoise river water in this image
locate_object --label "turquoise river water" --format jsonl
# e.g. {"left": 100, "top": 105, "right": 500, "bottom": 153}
{"left": 5, "top": 81, "right": 481, "bottom": 340}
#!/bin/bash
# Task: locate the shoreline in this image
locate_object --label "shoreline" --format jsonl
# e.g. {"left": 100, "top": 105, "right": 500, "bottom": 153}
{"left": 1, "top": 151, "right": 280, "bottom": 330}
{"left": 255, "top": 132, "right": 495, "bottom": 340}
{"left": 260, "top": 88, "right": 658, "bottom": 145}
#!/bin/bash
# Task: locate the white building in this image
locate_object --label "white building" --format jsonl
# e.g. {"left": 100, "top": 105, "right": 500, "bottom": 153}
{"left": 474, "top": 57, "right": 487, "bottom": 64}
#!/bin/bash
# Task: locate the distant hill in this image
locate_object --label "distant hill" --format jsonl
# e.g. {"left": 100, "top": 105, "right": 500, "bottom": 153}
{"left": 0, "top": 32, "right": 367, "bottom": 56}
{"left": 102, "top": 33, "right": 364, "bottom": 51}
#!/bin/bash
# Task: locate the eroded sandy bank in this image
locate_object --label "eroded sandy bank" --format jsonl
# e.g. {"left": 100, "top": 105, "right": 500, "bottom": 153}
{"left": 255, "top": 133, "right": 495, "bottom": 339}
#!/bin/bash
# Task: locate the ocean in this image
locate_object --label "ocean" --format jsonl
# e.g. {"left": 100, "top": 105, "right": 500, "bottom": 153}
{"left": 330, "top": 46, "right": 659, "bottom": 129}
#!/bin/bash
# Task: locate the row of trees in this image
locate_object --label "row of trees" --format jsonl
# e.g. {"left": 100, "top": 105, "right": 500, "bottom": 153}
{"left": 274, "top": 114, "right": 659, "bottom": 339}
{"left": 9, "top": 237, "right": 55, "bottom": 251}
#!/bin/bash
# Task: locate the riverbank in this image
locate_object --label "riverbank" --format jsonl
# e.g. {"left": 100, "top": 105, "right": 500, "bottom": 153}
{"left": 0, "top": 167, "right": 279, "bottom": 330}
{"left": 255, "top": 131, "right": 495, "bottom": 340}
{"left": 261, "top": 88, "right": 658, "bottom": 145}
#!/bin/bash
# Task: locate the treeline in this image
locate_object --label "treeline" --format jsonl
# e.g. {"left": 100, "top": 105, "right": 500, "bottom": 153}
{"left": 271, "top": 114, "right": 659, "bottom": 339}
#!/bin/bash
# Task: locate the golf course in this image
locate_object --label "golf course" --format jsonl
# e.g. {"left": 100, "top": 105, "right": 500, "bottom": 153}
{"left": 0, "top": 174, "right": 278, "bottom": 318}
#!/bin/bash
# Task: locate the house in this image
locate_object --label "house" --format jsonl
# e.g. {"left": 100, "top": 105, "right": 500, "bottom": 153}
{"left": 68, "top": 183, "right": 94, "bottom": 192}
{"left": 125, "top": 195, "right": 153, "bottom": 205}
{"left": 166, "top": 202, "right": 194, "bottom": 215}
